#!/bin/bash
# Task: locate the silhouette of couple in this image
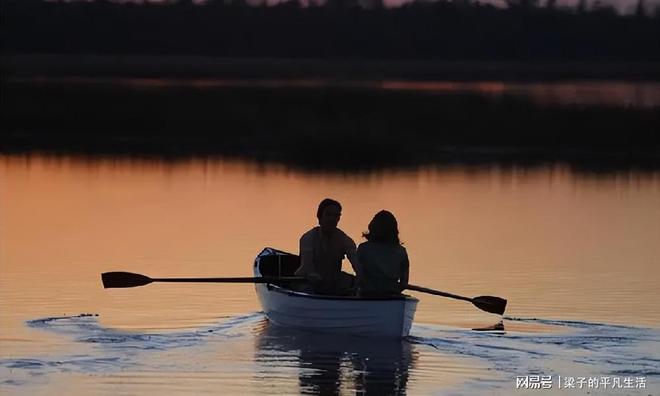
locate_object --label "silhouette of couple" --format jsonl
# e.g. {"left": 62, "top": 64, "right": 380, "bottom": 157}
{"left": 295, "top": 198, "right": 409, "bottom": 297}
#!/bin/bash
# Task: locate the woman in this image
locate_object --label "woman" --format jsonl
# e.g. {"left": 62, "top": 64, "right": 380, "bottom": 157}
{"left": 357, "top": 210, "right": 409, "bottom": 297}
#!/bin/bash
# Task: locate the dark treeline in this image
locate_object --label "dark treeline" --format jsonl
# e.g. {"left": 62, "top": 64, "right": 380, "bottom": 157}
{"left": 2, "top": 0, "right": 659, "bottom": 60}
{"left": 3, "top": 82, "right": 659, "bottom": 170}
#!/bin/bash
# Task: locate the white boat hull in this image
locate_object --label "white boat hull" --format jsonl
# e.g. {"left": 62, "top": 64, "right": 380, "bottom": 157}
{"left": 254, "top": 247, "right": 418, "bottom": 338}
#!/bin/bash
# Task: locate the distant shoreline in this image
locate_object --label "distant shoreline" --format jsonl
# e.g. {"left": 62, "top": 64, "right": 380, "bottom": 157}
{"left": 4, "top": 54, "right": 660, "bottom": 81}
{"left": 3, "top": 146, "right": 659, "bottom": 173}
{"left": 3, "top": 79, "right": 659, "bottom": 171}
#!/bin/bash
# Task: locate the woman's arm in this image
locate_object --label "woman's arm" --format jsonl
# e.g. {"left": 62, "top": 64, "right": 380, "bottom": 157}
{"left": 346, "top": 238, "right": 363, "bottom": 289}
{"left": 399, "top": 248, "right": 410, "bottom": 292}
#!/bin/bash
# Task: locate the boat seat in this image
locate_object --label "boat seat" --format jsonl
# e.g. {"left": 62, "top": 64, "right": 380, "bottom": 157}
{"left": 259, "top": 253, "right": 301, "bottom": 278}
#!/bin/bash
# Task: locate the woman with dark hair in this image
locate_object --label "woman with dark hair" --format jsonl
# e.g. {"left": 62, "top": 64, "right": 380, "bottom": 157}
{"left": 357, "top": 210, "right": 410, "bottom": 297}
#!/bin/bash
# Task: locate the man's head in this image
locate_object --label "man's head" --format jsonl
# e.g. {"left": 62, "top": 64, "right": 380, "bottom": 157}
{"left": 317, "top": 198, "right": 342, "bottom": 232}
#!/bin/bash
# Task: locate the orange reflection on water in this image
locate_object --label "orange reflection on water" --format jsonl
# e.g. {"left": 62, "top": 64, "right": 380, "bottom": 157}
{"left": 1, "top": 155, "right": 659, "bottom": 356}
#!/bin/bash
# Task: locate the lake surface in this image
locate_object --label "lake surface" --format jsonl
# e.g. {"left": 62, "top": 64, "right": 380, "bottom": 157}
{"left": 1, "top": 154, "right": 659, "bottom": 395}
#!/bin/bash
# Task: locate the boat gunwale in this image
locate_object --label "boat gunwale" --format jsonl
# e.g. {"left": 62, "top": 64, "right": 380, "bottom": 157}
{"left": 263, "top": 283, "right": 419, "bottom": 302}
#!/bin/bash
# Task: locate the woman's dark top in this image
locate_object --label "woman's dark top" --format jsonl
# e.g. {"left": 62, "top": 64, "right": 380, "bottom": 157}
{"left": 357, "top": 241, "right": 409, "bottom": 296}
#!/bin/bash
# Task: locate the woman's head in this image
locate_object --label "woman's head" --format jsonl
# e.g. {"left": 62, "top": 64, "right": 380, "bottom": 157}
{"left": 363, "top": 210, "right": 400, "bottom": 245}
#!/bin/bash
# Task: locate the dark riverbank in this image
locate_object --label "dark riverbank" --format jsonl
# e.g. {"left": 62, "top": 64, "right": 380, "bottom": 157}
{"left": 2, "top": 80, "right": 659, "bottom": 171}
{"left": 4, "top": 55, "right": 660, "bottom": 81}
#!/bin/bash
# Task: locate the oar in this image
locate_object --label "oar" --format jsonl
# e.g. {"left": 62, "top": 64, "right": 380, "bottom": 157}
{"left": 406, "top": 284, "right": 507, "bottom": 315}
{"left": 101, "top": 271, "right": 305, "bottom": 289}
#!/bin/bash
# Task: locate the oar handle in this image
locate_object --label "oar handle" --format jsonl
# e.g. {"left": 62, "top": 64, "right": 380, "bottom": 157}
{"left": 406, "top": 284, "right": 473, "bottom": 302}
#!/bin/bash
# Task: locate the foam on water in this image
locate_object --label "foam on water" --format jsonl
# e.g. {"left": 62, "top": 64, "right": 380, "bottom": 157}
{"left": 1, "top": 313, "right": 261, "bottom": 376}
{"left": 410, "top": 317, "right": 660, "bottom": 394}
{"left": 1, "top": 314, "right": 658, "bottom": 395}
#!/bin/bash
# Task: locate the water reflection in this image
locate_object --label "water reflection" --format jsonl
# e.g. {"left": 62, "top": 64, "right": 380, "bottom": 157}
{"left": 1, "top": 154, "right": 658, "bottom": 334}
{"left": 254, "top": 320, "right": 416, "bottom": 395}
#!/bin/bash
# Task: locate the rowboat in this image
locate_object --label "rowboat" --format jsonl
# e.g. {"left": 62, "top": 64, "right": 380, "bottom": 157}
{"left": 253, "top": 247, "right": 419, "bottom": 338}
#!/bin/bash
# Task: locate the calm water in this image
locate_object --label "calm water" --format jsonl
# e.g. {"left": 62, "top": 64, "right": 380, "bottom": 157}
{"left": 1, "top": 155, "right": 659, "bottom": 395}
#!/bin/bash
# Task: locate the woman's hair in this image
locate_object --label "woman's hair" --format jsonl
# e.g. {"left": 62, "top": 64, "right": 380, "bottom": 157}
{"left": 363, "top": 210, "right": 401, "bottom": 245}
{"left": 317, "top": 198, "right": 342, "bottom": 219}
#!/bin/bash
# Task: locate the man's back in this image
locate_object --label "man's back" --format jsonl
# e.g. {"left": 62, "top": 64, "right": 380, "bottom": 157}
{"left": 295, "top": 198, "right": 360, "bottom": 295}
{"left": 297, "top": 226, "right": 356, "bottom": 282}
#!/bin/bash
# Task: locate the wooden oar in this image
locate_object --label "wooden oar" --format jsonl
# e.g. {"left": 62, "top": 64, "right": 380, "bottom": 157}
{"left": 101, "top": 271, "right": 305, "bottom": 289}
{"left": 406, "top": 284, "right": 507, "bottom": 315}
{"left": 101, "top": 272, "right": 507, "bottom": 315}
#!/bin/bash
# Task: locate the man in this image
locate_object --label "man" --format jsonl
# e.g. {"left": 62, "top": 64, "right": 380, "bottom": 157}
{"left": 295, "top": 198, "right": 361, "bottom": 295}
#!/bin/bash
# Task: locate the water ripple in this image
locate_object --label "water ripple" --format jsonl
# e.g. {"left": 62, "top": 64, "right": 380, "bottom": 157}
{"left": 3, "top": 314, "right": 659, "bottom": 394}
{"left": 2, "top": 312, "right": 263, "bottom": 379}
{"left": 411, "top": 317, "right": 660, "bottom": 381}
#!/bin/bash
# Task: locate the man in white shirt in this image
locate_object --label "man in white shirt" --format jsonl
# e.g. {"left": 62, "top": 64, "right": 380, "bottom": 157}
{"left": 295, "top": 198, "right": 361, "bottom": 295}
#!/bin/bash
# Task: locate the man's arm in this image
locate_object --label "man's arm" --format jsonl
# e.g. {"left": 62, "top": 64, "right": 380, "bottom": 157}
{"left": 344, "top": 235, "right": 362, "bottom": 284}
{"left": 295, "top": 232, "right": 319, "bottom": 279}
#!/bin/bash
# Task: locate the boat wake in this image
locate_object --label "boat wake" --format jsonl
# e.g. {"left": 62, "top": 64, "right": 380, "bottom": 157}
{"left": 27, "top": 312, "right": 261, "bottom": 349}
{"left": 1, "top": 312, "right": 262, "bottom": 377}
{"left": 2, "top": 314, "right": 658, "bottom": 395}
{"left": 409, "top": 317, "right": 660, "bottom": 394}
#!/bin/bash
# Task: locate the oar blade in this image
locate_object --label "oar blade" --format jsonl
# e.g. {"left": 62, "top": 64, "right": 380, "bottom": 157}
{"left": 472, "top": 296, "right": 508, "bottom": 315}
{"left": 102, "top": 272, "right": 153, "bottom": 289}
